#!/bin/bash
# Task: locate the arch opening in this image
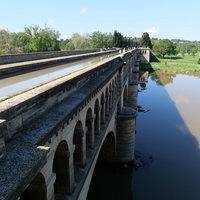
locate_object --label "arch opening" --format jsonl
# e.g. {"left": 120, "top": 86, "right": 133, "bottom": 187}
{"left": 53, "top": 140, "right": 71, "bottom": 194}
{"left": 19, "top": 173, "right": 47, "bottom": 200}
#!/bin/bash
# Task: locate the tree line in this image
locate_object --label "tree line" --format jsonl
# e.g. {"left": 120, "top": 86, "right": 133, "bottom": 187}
{"left": 0, "top": 25, "right": 200, "bottom": 59}
{"left": 0, "top": 25, "right": 138, "bottom": 54}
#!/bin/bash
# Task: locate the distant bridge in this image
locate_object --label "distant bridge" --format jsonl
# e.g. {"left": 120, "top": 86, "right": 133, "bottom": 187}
{"left": 0, "top": 48, "right": 150, "bottom": 200}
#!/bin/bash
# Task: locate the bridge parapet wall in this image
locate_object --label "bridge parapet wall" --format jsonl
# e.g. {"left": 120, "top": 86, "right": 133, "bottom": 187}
{"left": 0, "top": 55, "right": 122, "bottom": 142}
{"left": 0, "top": 49, "right": 116, "bottom": 65}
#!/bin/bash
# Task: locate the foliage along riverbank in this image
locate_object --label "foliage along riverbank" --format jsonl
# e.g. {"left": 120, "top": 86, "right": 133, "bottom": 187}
{"left": 140, "top": 54, "right": 200, "bottom": 76}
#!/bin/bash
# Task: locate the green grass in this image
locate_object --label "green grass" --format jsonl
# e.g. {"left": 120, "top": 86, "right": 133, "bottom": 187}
{"left": 140, "top": 55, "right": 200, "bottom": 74}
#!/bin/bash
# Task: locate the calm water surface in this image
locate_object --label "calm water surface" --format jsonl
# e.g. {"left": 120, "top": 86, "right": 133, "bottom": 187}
{"left": 0, "top": 53, "right": 118, "bottom": 99}
{"left": 88, "top": 72, "right": 200, "bottom": 200}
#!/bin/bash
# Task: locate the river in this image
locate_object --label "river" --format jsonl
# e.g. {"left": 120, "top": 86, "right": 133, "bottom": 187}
{"left": 87, "top": 71, "right": 200, "bottom": 200}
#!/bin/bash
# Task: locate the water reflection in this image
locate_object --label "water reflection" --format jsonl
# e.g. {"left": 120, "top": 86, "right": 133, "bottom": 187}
{"left": 133, "top": 71, "right": 200, "bottom": 200}
{"left": 0, "top": 53, "right": 118, "bottom": 99}
{"left": 88, "top": 71, "right": 200, "bottom": 200}
{"left": 87, "top": 161, "right": 133, "bottom": 200}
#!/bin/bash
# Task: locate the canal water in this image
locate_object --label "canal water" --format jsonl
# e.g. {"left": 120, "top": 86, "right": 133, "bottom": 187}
{"left": 87, "top": 72, "right": 200, "bottom": 200}
{"left": 0, "top": 52, "right": 118, "bottom": 100}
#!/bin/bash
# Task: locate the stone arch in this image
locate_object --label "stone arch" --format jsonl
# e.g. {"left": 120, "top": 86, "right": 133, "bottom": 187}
{"left": 94, "top": 99, "right": 100, "bottom": 135}
{"left": 73, "top": 120, "right": 85, "bottom": 167}
{"left": 86, "top": 108, "right": 94, "bottom": 148}
{"left": 98, "top": 131, "right": 116, "bottom": 162}
{"left": 53, "top": 140, "right": 71, "bottom": 195}
{"left": 20, "top": 172, "right": 47, "bottom": 200}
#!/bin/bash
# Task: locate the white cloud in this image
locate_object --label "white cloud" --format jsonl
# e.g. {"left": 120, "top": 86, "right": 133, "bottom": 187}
{"left": 81, "top": 7, "right": 87, "bottom": 13}
{"left": 48, "top": 19, "right": 56, "bottom": 24}
{"left": 174, "top": 95, "right": 190, "bottom": 104}
{"left": 144, "top": 27, "right": 158, "bottom": 36}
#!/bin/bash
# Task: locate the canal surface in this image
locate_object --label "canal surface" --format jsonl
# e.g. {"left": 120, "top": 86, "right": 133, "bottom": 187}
{"left": 0, "top": 52, "right": 118, "bottom": 100}
{"left": 87, "top": 72, "right": 200, "bottom": 200}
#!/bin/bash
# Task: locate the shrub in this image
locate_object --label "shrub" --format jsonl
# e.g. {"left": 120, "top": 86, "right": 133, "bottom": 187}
{"left": 198, "top": 58, "right": 200, "bottom": 64}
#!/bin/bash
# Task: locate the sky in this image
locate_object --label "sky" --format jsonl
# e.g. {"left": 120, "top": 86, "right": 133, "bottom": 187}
{"left": 0, "top": 0, "right": 200, "bottom": 41}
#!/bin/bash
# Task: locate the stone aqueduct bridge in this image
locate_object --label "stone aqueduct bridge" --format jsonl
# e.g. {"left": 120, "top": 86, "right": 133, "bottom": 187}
{"left": 0, "top": 48, "right": 150, "bottom": 200}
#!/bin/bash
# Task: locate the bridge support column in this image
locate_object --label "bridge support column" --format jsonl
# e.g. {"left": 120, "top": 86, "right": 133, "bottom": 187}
{"left": 52, "top": 144, "right": 75, "bottom": 196}
{"left": 126, "top": 80, "right": 139, "bottom": 110}
{"left": 74, "top": 127, "right": 87, "bottom": 167}
{"left": 109, "top": 90, "right": 113, "bottom": 110}
{"left": 101, "top": 98, "right": 106, "bottom": 125}
{"left": 86, "top": 116, "right": 95, "bottom": 149}
{"left": 132, "top": 63, "right": 140, "bottom": 81}
{"left": 116, "top": 107, "right": 138, "bottom": 163}
{"left": 94, "top": 105, "right": 101, "bottom": 135}
{"left": 117, "top": 66, "right": 124, "bottom": 114}
{"left": 105, "top": 94, "right": 110, "bottom": 116}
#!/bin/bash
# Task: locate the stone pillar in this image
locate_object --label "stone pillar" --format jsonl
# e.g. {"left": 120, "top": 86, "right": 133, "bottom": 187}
{"left": 101, "top": 98, "right": 106, "bottom": 125}
{"left": 117, "top": 66, "right": 124, "bottom": 114}
{"left": 68, "top": 144, "right": 75, "bottom": 193}
{"left": 47, "top": 144, "right": 75, "bottom": 198}
{"left": 0, "top": 119, "right": 7, "bottom": 161}
{"left": 46, "top": 173, "right": 56, "bottom": 200}
{"left": 94, "top": 105, "right": 101, "bottom": 135}
{"left": 86, "top": 115, "right": 95, "bottom": 148}
{"left": 126, "top": 80, "right": 139, "bottom": 110}
{"left": 109, "top": 90, "right": 112, "bottom": 109}
{"left": 111, "top": 88, "right": 115, "bottom": 106}
{"left": 116, "top": 107, "right": 138, "bottom": 163}
{"left": 105, "top": 94, "right": 110, "bottom": 116}
{"left": 74, "top": 127, "right": 87, "bottom": 167}
{"left": 132, "top": 64, "right": 140, "bottom": 81}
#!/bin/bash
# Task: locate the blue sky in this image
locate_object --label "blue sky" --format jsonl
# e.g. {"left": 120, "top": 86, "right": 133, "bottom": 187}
{"left": 1, "top": 0, "right": 200, "bottom": 41}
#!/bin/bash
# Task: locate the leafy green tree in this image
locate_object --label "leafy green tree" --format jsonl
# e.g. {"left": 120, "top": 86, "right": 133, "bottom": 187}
{"left": 91, "top": 31, "right": 104, "bottom": 48}
{"left": 91, "top": 31, "right": 114, "bottom": 48}
{"left": 79, "top": 33, "right": 91, "bottom": 49}
{"left": 132, "top": 37, "right": 140, "bottom": 48}
{"left": 59, "top": 39, "right": 70, "bottom": 50}
{"left": 113, "top": 30, "right": 123, "bottom": 47}
{"left": 0, "top": 29, "right": 14, "bottom": 54}
{"left": 70, "top": 33, "right": 91, "bottom": 49}
{"left": 191, "top": 48, "right": 197, "bottom": 57}
{"left": 66, "top": 40, "right": 75, "bottom": 50}
{"left": 11, "top": 32, "right": 31, "bottom": 53}
{"left": 153, "top": 39, "right": 176, "bottom": 58}
{"left": 104, "top": 32, "right": 114, "bottom": 48}
{"left": 140, "top": 32, "right": 152, "bottom": 49}
{"left": 23, "top": 25, "right": 60, "bottom": 52}
{"left": 123, "top": 37, "right": 127, "bottom": 48}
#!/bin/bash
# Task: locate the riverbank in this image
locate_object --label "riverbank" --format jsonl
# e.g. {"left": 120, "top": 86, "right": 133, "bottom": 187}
{"left": 140, "top": 55, "right": 200, "bottom": 75}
